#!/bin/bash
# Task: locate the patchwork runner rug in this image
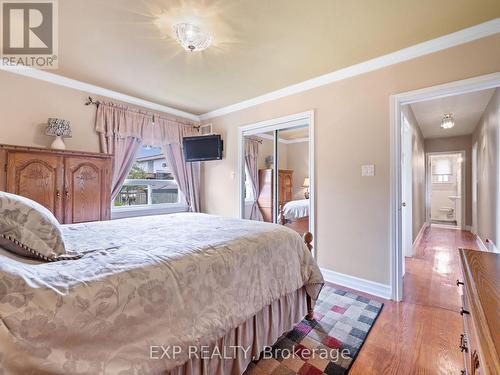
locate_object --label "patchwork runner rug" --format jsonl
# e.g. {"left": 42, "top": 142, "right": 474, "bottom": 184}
{"left": 245, "top": 286, "right": 383, "bottom": 375}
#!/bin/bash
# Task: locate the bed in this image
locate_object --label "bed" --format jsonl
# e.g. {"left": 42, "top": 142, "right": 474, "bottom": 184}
{"left": 279, "top": 199, "right": 310, "bottom": 235}
{"left": 0, "top": 213, "right": 323, "bottom": 374}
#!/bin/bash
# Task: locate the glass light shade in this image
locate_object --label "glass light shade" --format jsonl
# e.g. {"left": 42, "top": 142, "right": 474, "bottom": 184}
{"left": 173, "top": 23, "right": 212, "bottom": 52}
{"left": 46, "top": 118, "right": 72, "bottom": 138}
{"left": 440, "top": 114, "right": 454, "bottom": 129}
{"left": 302, "top": 178, "right": 310, "bottom": 188}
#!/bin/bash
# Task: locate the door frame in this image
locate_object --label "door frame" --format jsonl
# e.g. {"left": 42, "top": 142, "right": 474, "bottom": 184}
{"left": 425, "top": 151, "right": 466, "bottom": 229}
{"left": 471, "top": 142, "right": 478, "bottom": 235}
{"left": 401, "top": 114, "right": 413, "bottom": 264}
{"left": 389, "top": 72, "right": 500, "bottom": 301}
{"left": 237, "top": 110, "right": 316, "bottom": 255}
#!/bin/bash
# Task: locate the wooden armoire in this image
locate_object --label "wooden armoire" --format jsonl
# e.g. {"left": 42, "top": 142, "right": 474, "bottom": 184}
{"left": 257, "top": 169, "right": 293, "bottom": 222}
{"left": 0, "top": 144, "right": 113, "bottom": 224}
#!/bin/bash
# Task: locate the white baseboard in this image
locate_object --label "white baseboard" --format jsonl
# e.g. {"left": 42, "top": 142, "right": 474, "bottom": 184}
{"left": 320, "top": 268, "right": 392, "bottom": 300}
{"left": 465, "top": 225, "right": 473, "bottom": 232}
{"left": 413, "top": 222, "right": 429, "bottom": 247}
{"left": 476, "top": 236, "right": 488, "bottom": 251}
{"left": 488, "top": 240, "right": 499, "bottom": 253}
{"left": 476, "top": 237, "right": 499, "bottom": 253}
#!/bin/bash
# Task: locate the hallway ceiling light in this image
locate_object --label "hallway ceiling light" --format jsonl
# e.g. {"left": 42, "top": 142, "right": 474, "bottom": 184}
{"left": 440, "top": 113, "right": 455, "bottom": 129}
{"left": 173, "top": 23, "right": 212, "bottom": 52}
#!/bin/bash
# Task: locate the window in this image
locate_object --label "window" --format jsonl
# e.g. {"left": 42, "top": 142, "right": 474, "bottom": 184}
{"left": 434, "top": 174, "right": 450, "bottom": 183}
{"left": 112, "top": 147, "right": 187, "bottom": 218}
{"left": 432, "top": 157, "right": 453, "bottom": 184}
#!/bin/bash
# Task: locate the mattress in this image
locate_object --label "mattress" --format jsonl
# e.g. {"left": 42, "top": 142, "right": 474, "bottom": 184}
{"left": 283, "top": 199, "right": 310, "bottom": 220}
{"left": 0, "top": 213, "right": 323, "bottom": 374}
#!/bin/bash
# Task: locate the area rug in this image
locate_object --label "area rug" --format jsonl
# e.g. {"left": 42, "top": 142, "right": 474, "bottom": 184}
{"left": 245, "top": 286, "right": 383, "bottom": 375}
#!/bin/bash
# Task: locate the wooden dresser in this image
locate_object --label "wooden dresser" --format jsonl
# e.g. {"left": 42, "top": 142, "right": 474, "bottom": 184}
{"left": 257, "top": 169, "right": 293, "bottom": 222}
{"left": 457, "top": 248, "right": 500, "bottom": 375}
{"left": 0, "top": 144, "right": 113, "bottom": 224}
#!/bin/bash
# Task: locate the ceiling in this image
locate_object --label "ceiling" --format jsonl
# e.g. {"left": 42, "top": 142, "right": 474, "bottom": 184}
{"left": 279, "top": 127, "right": 309, "bottom": 141}
{"left": 55, "top": 0, "right": 500, "bottom": 115}
{"left": 256, "top": 125, "right": 309, "bottom": 143}
{"left": 409, "top": 88, "right": 495, "bottom": 139}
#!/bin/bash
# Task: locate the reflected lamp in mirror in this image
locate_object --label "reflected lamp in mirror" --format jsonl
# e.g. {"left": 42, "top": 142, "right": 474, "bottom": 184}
{"left": 302, "top": 177, "right": 310, "bottom": 199}
{"left": 46, "top": 118, "right": 72, "bottom": 150}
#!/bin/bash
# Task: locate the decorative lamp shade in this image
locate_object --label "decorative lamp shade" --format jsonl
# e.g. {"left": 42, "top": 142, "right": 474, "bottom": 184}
{"left": 46, "top": 118, "right": 72, "bottom": 138}
{"left": 302, "top": 178, "right": 310, "bottom": 188}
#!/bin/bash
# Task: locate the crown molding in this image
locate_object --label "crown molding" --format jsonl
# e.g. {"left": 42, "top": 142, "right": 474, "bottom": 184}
{"left": 0, "top": 65, "right": 200, "bottom": 122}
{"left": 200, "top": 18, "right": 500, "bottom": 120}
{"left": 1, "top": 18, "right": 498, "bottom": 123}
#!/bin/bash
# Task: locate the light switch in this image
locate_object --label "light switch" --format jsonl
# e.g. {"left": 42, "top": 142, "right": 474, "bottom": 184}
{"left": 361, "top": 164, "right": 375, "bottom": 177}
{"left": 230, "top": 171, "right": 235, "bottom": 180}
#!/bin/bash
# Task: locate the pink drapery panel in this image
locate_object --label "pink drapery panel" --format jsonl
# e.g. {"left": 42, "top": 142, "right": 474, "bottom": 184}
{"left": 157, "top": 118, "right": 201, "bottom": 212}
{"left": 95, "top": 102, "right": 200, "bottom": 204}
{"left": 244, "top": 138, "right": 263, "bottom": 221}
{"left": 95, "top": 103, "right": 148, "bottom": 199}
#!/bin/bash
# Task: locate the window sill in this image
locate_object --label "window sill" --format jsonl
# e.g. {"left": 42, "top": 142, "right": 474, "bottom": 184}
{"left": 111, "top": 203, "right": 189, "bottom": 220}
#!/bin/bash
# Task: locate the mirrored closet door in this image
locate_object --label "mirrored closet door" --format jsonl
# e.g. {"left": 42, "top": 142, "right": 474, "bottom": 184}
{"left": 240, "top": 112, "right": 313, "bottom": 239}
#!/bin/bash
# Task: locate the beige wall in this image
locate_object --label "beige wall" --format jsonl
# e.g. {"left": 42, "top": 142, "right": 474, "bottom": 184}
{"left": 0, "top": 69, "right": 190, "bottom": 153}
{"left": 0, "top": 70, "right": 101, "bottom": 152}
{"left": 202, "top": 34, "right": 500, "bottom": 285}
{"left": 286, "top": 142, "right": 309, "bottom": 200}
{"left": 473, "top": 88, "right": 499, "bottom": 246}
{"left": 256, "top": 137, "right": 288, "bottom": 170}
{"left": 425, "top": 135, "right": 473, "bottom": 226}
{"left": 402, "top": 106, "right": 426, "bottom": 242}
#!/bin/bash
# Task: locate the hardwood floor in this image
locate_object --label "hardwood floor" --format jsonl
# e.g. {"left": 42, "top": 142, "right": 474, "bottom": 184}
{"left": 344, "top": 225, "right": 480, "bottom": 375}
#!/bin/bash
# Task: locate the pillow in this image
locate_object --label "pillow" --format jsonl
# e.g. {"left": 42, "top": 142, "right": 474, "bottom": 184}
{"left": 0, "top": 192, "right": 79, "bottom": 262}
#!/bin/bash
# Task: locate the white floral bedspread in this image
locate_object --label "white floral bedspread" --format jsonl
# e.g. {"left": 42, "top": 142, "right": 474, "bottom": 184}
{"left": 0, "top": 213, "right": 323, "bottom": 374}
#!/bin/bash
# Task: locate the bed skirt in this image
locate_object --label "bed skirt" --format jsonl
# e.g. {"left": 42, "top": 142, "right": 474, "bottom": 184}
{"left": 169, "top": 287, "right": 307, "bottom": 375}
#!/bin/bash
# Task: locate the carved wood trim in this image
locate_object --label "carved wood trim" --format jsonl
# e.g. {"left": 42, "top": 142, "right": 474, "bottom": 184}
{"left": 0, "top": 144, "right": 113, "bottom": 159}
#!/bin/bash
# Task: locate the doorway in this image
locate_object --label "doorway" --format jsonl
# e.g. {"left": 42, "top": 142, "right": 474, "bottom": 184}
{"left": 390, "top": 72, "right": 500, "bottom": 301}
{"left": 238, "top": 111, "right": 315, "bottom": 252}
{"left": 426, "top": 152, "right": 465, "bottom": 229}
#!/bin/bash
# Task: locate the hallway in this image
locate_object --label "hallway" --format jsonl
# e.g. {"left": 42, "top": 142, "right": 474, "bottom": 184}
{"left": 348, "top": 225, "right": 480, "bottom": 374}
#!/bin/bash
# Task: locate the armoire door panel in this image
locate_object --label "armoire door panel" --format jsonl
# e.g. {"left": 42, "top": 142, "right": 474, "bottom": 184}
{"left": 6, "top": 152, "right": 64, "bottom": 221}
{"left": 64, "top": 157, "right": 108, "bottom": 224}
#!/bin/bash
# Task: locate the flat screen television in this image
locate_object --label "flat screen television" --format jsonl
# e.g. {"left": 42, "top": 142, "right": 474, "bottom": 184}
{"left": 183, "top": 135, "right": 223, "bottom": 162}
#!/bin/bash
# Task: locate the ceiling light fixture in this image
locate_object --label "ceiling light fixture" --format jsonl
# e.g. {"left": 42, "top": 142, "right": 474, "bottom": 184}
{"left": 440, "top": 113, "right": 455, "bottom": 129}
{"left": 173, "top": 23, "right": 212, "bottom": 52}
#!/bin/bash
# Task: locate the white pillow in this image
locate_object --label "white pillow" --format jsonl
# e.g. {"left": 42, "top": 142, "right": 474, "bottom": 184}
{"left": 0, "top": 192, "right": 79, "bottom": 262}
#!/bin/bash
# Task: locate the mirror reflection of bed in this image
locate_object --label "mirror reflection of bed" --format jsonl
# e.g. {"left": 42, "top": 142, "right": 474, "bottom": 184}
{"left": 244, "top": 125, "right": 310, "bottom": 236}
{"left": 242, "top": 115, "right": 312, "bottom": 238}
{"left": 278, "top": 197, "right": 309, "bottom": 235}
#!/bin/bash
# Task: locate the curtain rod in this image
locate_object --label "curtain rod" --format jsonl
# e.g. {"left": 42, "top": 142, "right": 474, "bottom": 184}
{"left": 84, "top": 96, "right": 200, "bottom": 130}
{"left": 84, "top": 96, "right": 100, "bottom": 106}
{"left": 247, "top": 137, "right": 263, "bottom": 144}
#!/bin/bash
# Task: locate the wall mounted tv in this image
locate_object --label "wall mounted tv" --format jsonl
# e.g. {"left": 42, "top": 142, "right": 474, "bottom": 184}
{"left": 183, "top": 135, "right": 223, "bottom": 162}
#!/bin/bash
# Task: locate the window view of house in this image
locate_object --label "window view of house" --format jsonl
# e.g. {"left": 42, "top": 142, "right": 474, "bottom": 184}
{"left": 114, "top": 147, "right": 181, "bottom": 207}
